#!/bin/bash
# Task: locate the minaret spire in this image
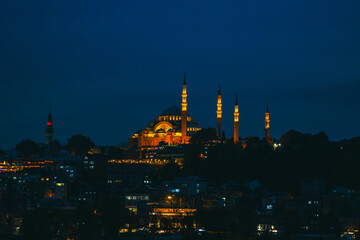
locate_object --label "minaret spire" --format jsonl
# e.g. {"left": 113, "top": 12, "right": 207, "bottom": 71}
{"left": 45, "top": 109, "right": 54, "bottom": 145}
{"left": 181, "top": 73, "right": 188, "bottom": 142}
{"left": 265, "top": 103, "right": 271, "bottom": 144}
{"left": 48, "top": 108, "right": 52, "bottom": 122}
{"left": 234, "top": 95, "right": 239, "bottom": 143}
{"left": 216, "top": 84, "right": 222, "bottom": 138}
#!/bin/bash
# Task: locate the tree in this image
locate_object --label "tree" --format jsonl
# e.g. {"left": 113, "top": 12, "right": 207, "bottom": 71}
{"left": 189, "top": 128, "right": 218, "bottom": 144}
{"left": 107, "top": 146, "right": 125, "bottom": 159}
{"left": 22, "top": 208, "right": 53, "bottom": 240}
{"left": 48, "top": 140, "right": 62, "bottom": 156}
{"left": 221, "top": 130, "right": 226, "bottom": 142}
{"left": 15, "top": 139, "right": 40, "bottom": 158}
{"left": 67, "top": 134, "right": 94, "bottom": 156}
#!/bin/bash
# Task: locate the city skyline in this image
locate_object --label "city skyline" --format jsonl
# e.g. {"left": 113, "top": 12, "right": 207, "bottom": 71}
{"left": 1, "top": 0, "right": 360, "bottom": 149}
{"left": 1, "top": 1, "right": 360, "bottom": 239}
{"left": 1, "top": 76, "right": 357, "bottom": 150}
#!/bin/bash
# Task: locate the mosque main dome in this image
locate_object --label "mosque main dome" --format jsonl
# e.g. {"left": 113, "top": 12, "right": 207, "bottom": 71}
{"left": 160, "top": 105, "right": 182, "bottom": 116}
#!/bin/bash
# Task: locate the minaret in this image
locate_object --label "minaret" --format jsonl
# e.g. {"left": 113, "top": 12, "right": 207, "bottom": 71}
{"left": 216, "top": 85, "right": 222, "bottom": 138}
{"left": 234, "top": 95, "right": 239, "bottom": 143}
{"left": 45, "top": 110, "right": 54, "bottom": 145}
{"left": 265, "top": 103, "right": 271, "bottom": 143}
{"left": 181, "top": 73, "right": 187, "bottom": 141}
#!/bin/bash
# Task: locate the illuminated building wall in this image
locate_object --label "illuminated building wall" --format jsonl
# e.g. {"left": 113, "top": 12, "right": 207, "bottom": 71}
{"left": 148, "top": 207, "right": 197, "bottom": 230}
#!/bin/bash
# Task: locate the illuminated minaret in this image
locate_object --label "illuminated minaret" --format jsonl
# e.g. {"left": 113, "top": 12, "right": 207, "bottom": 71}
{"left": 45, "top": 110, "right": 54, "bottom": 145}
{"left": 216, "top": 85, "right": 222, "bottom": 138}
{"left": 181, "top": 73, "right": 187, "bottom": 140}
{"left": 234, "top": 95, "right": 239, "bottom": 143}
{"left": 265, "top": 103, "right": 271, "bottom": 143}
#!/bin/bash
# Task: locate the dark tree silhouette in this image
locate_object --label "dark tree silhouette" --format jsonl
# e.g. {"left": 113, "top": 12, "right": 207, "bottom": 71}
{"left": 48, "top": 139, "right": 62, "bottom": 156}
{"left": 221, "top": 130, "right": 226, "bottom": 142}
{"left": 107, "top": 146, "right": 125, "bottom": 159}
{"left": 15, "top": 139, "right": 40, "bottom": 158}
{"left": 189, "top": 128, "right": 218, "bottom": 144}
{"left": 67, "top": 134, "right": 94, "bottom": 156}
{"left": 22, "top": 208, "right": 53, "bottom": 240}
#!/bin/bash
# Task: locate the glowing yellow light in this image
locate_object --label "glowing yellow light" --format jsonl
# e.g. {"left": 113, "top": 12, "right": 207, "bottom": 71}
{"left": 217, "top": 94, "right": 222, "bottom": 118}
{"left": 182, "top": 84, "right": 187, "bottom": 111}
{"left": 265, "top": 112, "right": 270, "bottom": 129}
{"left": 234, "top": 105, "right": 239, "bottom": 122}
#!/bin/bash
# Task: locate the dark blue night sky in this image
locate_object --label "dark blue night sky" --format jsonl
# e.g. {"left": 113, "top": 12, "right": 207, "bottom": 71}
{"left": 1, "top": 0, "right": 360, "bottom": 149}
